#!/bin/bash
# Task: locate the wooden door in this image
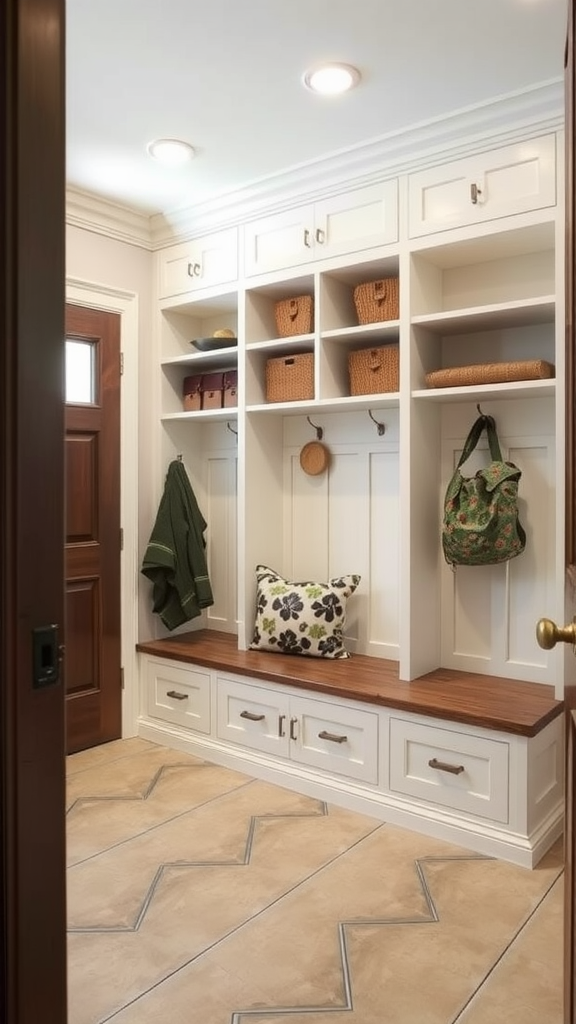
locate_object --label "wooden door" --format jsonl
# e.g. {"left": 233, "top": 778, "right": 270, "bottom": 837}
{"left": 65, "top": 303, "right": 122, "bottom": 753}
{"left": 1, "top": 0, "right": 67, "bottom": 1020}
{"left": 565, "top": 3, "right": 576, "bottom": 1020}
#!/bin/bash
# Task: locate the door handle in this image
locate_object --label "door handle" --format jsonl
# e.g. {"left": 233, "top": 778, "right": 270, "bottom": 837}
{"left": 278, "top": 714, "right": 286, "bottom": 737}
{"left": 289, "top": 716, "right": 298, "bottom": 740}
{"left": 303, "top": 228, "right": 312, "bottom": 248}
{"left": 318, "top": 729, "right": 347, "bottom": 744}
{"left": 536, "top": 617, "right": 576, "bottom": 649}
{"left": 470, "top": 182, "right": 482, "bottom": 204}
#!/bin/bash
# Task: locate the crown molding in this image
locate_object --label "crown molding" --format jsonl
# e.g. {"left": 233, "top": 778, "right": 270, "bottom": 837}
{"left": 65, "top": 187, "right": 153, "bottom": 249}
{"left": 66, "top": 79, "right": 564, "bottom": 250}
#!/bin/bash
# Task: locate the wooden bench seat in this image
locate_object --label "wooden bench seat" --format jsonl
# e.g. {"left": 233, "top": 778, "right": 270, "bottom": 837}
{"left": 136, "top": 629, "right": 563, "bottom": 738}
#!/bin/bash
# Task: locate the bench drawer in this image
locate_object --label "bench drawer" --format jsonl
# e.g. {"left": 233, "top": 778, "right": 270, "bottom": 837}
{"left": 146, "top": 659, "right": 211, "bottom": 733}
{"left": 290, "top": 695, "right": 379, "bottom": 784}
{"left": 217, "top": 676, "right": 291, "bottom": 757}
{"left": 389, "top": 717, "right": 509, "bottom": 823}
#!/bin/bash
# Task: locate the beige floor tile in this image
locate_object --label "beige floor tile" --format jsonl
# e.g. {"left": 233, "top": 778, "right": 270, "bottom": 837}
{"left": 66, "top": 744, "right": 205, "bottom": 809}
{"left": 66, "top": 737, "right": 158, "bottom": 777}
{"left": 67, "top": 761, "right": 253, "bottom": 866}
{"left": 455, "top": 875, "right": 563, "bottom": 1024}
{"left": 67, "top": 784, "right": 378, "bottom": 1024}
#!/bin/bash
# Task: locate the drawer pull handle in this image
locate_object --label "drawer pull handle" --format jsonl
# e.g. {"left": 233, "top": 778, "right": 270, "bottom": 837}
{"left": 304, "top": 228, "right": 312, "bottom": 248}
{"left": 289, "top": 717, "right": 298, "bottom": 741}
{"left": 315, "top": 227, "right": 325, "bottom": 244}
{"left": 470, "top": 182, "right": 482, "bottom": 205}
{"left": 318, "top": 730, "right": 347, "bottom": 744}
{"left": 428, "top": 757, "right": 465, "bottom": 775}
{"left": 278, "top": 714, "right": 286, "bottom": 738}
{"left": 166, "top": 690, "right": 189, "bottom": 701}
{"left": 240, "top": 710, "right": 266, "bottom": 722}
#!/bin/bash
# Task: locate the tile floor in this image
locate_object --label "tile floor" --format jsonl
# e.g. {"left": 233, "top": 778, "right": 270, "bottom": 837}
{"left": 66, "top": 737, "right": 564, "bottom": 1024}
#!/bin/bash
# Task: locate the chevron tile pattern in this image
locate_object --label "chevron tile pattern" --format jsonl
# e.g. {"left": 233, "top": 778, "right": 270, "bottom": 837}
{"left": 67, "top": 738, "right": 564, "bottom": 1024}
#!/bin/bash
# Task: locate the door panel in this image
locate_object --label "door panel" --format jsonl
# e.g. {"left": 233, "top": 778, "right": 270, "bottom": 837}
{"left": 65, "top": 304, "right": 122, "bottom": 753}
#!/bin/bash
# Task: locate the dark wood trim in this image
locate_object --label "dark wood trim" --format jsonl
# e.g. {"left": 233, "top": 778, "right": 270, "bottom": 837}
{"left": 1, "top": 0, "right": 67, "bottom": 1021}
{"left": 137, "top": 630, "right": 563, "bottom": 737}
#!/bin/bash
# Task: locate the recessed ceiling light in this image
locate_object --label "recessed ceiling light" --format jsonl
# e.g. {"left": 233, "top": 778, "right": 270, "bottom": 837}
{"left": 146, "top": 138, "right": 195, "bottom": 166}
{"left": 303, "top": 63, "right": 361, "bottom": 96}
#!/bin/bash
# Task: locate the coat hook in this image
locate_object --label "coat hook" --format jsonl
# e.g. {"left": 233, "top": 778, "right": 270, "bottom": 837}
{"left": 368, "top": 409, "right": 386, "bottom": 436}
{"left": 176, "top": 452, "right": 183, "bottom": 461}
{"left": 227, "top": 421, "right": 238, "bottom": 437}
{"left": 306, "top": 416, "right": 323, "bottom": 440}
{"left": 476, "top": 404, "right": 484, "bottom": 417}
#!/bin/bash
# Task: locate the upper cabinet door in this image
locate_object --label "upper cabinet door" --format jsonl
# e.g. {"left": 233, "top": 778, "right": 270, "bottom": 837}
{"left": 243, "top": 204, "right": 315, "bottom": 276}
{"left": 243, "top": 181, "right": 398, "bottom": 277}
{"left": 314, "top": 180, "right": 398, "bottom": 260}
{"left": 158, "top": 227, "right": 238, "bottom": 298}
{"left": 408, "top": 135, "right": 557, "bottom": 238}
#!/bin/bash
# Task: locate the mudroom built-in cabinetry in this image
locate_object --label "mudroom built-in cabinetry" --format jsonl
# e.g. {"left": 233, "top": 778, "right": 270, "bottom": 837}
{"left": 139, "top": 128, "right": 565, "bottom": 868}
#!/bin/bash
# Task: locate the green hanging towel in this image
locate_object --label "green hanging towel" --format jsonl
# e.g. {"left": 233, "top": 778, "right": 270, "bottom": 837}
{"left": 141, "top": 459, "right": 214, "bottom": 630}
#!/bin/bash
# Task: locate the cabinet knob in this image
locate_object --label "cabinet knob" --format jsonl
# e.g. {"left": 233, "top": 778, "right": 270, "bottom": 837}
{"left": 536, "top": 617, "right": 576, "bottom": 650}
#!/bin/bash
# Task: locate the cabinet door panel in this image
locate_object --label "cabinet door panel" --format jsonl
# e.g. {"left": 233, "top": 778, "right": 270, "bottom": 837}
{"left": 315, "top": 180, "right": 398, "bottom": 258}
{"left": 244, "top": 206, "right": 314, "bottom": 276}
{"left": 290, "top": 695, "right": 378, "bottom": 783}
{"left": 216, "top": 676, "right": 290, "bottom": 755}
{"left": 158, "top": 228, "right": 238, "bottom": 298}
{"left": 408, "top": 135, "right": 556, "bottom": 237}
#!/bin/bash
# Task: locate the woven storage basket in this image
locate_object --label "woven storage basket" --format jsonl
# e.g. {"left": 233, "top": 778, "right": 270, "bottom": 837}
{"left": 353, "top": 277, "right": 399, "bottom": 325}
{"left": 424, "top": 360, "right": 555, "bottom": 389}
{"left": 349, "top": 344, "right": 399, "bottom": 396}
{"left": 274, "top": 295, "right": 314, "bottom": 338}
{"left": 266, "top": 352, "right": 314, "bottom": 403}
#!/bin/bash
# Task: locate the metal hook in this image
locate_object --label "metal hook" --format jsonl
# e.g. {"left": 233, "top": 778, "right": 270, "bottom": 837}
{"left": 176, "top": 453, "right": 183, "bottom": 461}
{"left": 227, "top": 421, "right": 238, "bottom": 438}
{"left": 476, "top": 404, "right": 484, "bottom": 417}
{"left": 306, "top": 416, "right": 323, "bottom": 441}
{"left": 368, "top": 409, "right": 386, "bottom": 436}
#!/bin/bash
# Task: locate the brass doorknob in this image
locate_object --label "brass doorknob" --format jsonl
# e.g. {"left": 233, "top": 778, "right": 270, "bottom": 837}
{"left": 536, "top": 617, "right": 576, "bottom": 650}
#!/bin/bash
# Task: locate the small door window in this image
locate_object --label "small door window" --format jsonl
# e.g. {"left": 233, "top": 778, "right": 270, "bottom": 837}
{"left": 65, "top": 339, "right": 96, "bottom": 404}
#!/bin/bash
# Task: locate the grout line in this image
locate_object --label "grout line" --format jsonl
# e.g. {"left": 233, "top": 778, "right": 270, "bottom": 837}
{"left": 98, "top": 822, "right": 386, "bottom": 1023}
{"left": 67, "top": 776, "right": 257, "bottom": 868}
{"left": 65, "top": 741, "right": 161, "bottom": 778}
{"left": 449, "top": 869, "right": 564, "bottom": 1024}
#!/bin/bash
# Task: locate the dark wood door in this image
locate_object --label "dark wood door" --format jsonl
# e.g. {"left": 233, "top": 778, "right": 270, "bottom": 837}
{"left": 566, "top": 3, "right": 576, "bottom": 1020}
{"left": 1, "top": 0, "right": 67, "bottom": 1020}
{"left": 65, "top": 303, "right": 122, "bottom": 753}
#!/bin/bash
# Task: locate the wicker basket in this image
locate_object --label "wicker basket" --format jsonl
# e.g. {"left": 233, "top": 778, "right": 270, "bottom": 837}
{"left": 424, "top": 360, "right": 555, "bottom": 389}
{"left": 266, "top": 352, "right": 314, "bottom": 403}
{"left": 353, "top": 277, "right": 399, "bottom": 325}
{"left": 274, "top": 295, "right": 314, "bottom": 338}
{"left": 348, "top": 344, "right": 399, "bottom": 396}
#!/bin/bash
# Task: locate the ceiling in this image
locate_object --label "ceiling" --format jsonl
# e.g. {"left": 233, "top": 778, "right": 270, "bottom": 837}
{"left": 66, "top": 0, "right": 568, "bottom": 219}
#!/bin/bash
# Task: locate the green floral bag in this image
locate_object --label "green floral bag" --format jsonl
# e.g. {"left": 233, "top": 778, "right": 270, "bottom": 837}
{"left": 442, "top": 413, "right": 526, "bottom": 567}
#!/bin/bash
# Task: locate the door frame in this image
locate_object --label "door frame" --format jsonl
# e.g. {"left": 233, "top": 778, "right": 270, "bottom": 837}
{"left": 66, "top": 278, "right": 140, "bottom": 737}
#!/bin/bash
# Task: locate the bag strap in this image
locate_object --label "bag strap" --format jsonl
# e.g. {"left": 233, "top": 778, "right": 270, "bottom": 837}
{"left": 455, "top": 414, "right": 503, "bottom": 470}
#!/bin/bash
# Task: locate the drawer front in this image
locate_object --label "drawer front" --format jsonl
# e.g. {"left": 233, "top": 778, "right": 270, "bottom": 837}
{"left": 158, "top": 228, "right": 238, "bottom": 298}
{"left": 146, "top": 660, "right": 211, "bottom": 733}
{"left": 408, "top": 135, "right": 556, "bottom": 237}
{"left": 389, "top": 717, "right": 509, "bottom": 822}
{"left": 290, "top": 695, "right": 378, "bottom": 784}
{"left": 216, "top": 676, "right": 290, "bottom": 756}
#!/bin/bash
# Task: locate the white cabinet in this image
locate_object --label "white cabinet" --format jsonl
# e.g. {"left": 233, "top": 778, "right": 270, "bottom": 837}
{"left": 158, "top": 227, "right": 238, "bottom": 298}
{"left": 244, "top": 181, "right": 398, "bottom": 276}
{"left": 216, "top": 674, "right": 379, "bottom": 783}
{"left": 388, "top": 716, "right": 510, "bottom": 823}
{"left": 145, "top": 658, "right": 211, "bottom": 733}
{"left": 408, "top": 135, "right": 556, "bottom": 237}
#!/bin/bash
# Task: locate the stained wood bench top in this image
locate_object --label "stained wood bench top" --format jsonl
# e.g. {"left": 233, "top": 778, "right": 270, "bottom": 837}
{"left": 136, "top": 629, "right": 564, "bottom": 738}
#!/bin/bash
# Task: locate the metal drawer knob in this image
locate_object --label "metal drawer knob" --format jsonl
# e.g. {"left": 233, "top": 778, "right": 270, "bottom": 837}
{"left": 240, "top": 710, "right": 265, "bottom": 721}
{"left": 428, "top": 757, "right": 464, "bottom": 775}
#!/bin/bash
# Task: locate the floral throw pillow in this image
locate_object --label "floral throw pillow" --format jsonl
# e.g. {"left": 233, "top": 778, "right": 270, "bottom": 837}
{"left": 250, "top": 564, "right": 361, "bottom": 659}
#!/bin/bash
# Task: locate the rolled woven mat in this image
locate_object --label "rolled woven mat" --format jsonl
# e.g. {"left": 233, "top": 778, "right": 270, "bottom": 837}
{"left": 425, "top": 360, "right": 555, "bottom": 389}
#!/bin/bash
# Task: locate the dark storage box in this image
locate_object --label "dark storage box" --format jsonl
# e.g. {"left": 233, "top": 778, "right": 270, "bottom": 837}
{"left": 183, "top": 373, "right": 203, "bottom": 412}
{"left": 201, "top": 371, "right": 225, "bottom": 410}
